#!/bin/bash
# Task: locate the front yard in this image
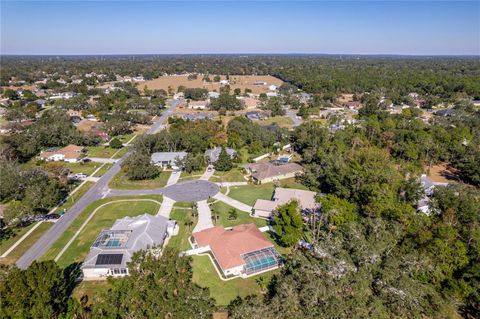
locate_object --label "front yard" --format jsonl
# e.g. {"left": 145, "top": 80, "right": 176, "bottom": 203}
{"left": 109, "top": 169, "right": 171, "bottom": 190}
{"left": 209, "top": 167, "right": 246, "bottom": 183}
{"left": 210, "top": 201, "right": 267, "bottom": 228}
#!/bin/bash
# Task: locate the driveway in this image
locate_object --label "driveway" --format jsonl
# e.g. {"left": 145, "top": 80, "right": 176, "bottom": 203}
{"left": 16, "top": 101, "right": 180, "bottom": 269}
{"left": 158, "top": 196, "right": 175, "bottom": 218}
{"left": 166, "top": 170, "right": 181, "bottom": 186}
{"left": 286, "top": 109, "right": 303, "bottom": 127}
{"left": 199, "top": 167, "right": 215, "bottom": 180}
{"left": 192, "top": 200, "right": 213, "bottom": 233}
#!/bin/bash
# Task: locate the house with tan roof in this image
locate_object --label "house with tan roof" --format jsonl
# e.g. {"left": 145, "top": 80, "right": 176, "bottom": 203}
{"left": 253, "top": 187, "right": 318, "bottom": 218}
{"left": 245, "top": 162, "right": 303, "bottom": 184}
{"left": 192, "top": 224, "right": 281, "bottom": 278}
{"left": 39, "top": 144, "right": 84, "bottom": 163}
{"left": 188, "top": 100, "right": 209, "bottom": 110}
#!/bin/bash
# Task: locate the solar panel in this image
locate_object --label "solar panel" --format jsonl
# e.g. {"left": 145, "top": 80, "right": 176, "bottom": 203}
{"left": 95, "top": 253, "right": 123, "bottom": 265}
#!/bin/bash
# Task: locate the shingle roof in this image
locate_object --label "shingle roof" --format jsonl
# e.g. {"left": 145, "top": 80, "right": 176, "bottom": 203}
{"left": 82, "top": 214, "right": 171, "bottom": 269}
{"left": 247, "top": 162, "right": 303, "bottom": 181}
{"left": 193, "top": 224, "right": 274, "bottom": 270}
{"left": 151, "top": 152, "right": 187, "bottom": 163}
{"left": 39, "top": 144, "right": 84, "bottom": 160}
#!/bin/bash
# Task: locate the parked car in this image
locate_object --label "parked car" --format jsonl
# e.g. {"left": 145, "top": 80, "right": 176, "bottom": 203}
{"left": 75, "top": 173, "right": 87, "bottom": 179}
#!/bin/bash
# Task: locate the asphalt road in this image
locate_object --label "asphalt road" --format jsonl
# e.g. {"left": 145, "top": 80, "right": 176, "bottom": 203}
{"left": 16, "top": 100, "right": 181, "bottom": 269}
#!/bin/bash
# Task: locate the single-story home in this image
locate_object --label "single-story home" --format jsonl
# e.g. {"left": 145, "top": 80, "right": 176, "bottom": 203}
{"left": 208, "top": 91, "right": 220, "bottom": 99}
{"left": 178, "top": 112, "right": 214, "bottom": 121}
{"left": 188, "top": 100, "right": 209, "bottom": 110}
{"left": 253, "top": 187, "right": 318, "bottom": 218}
{"left": 192, "top": 224, "right": 281, "bottom": 278}
{"left": 39, "top": 144, "right": 85, "bottom": 163}
{"left": 246, "top": 162, "right": 303, "bottom": 184}
{"left": 246, "top": 111, "right": 267, "bottom": 121}
{"left": 205, "top": 147, "right": 236, "bottom": 164}
{"left": 417, "top": 174, "right": 448, "bottom": 214}
{"left": 151, "top": 151, "right": 188, "bottom": 169}
{"left": 82, "top": 214, "right": 176, "bottom": 279}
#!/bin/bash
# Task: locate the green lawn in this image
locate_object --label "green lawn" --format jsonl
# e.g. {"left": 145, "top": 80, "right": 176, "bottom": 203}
{"left": 109, "top": 169, "right": 170, "bottom": 190}
{"left": 173, "top": 201, "right": 195, "bottom": 208}
{"left": 168, "top": 209, "right": 196, "bottom": 251}
{"left": 192, "top": 254, "right": 278, "bottom": 306}
{"left": 210, "top": 201, "right": 267, "bottom": 228}
{"left": 257, "top": 116, "right": 295, "bottom": 128}
{"left": 0, "top": 222, "right": 37, "bottom": 255}
{"left": 227, "top": 183, "right": 276, "bottom": 206}
{"left": 63, "top": 162, "right": 102, "bottom": 176}
{"left": 73, "top": 280, "right": 111, "bottom": 305}
{"left": 117, "top": 133, "right": 136, "bottom": 144}
{"left": 227, "top": 178, "right": 309, "bottom": 206}
{"left": 209, "top": 167, "right": 246, "bottom": 183}
{"left": 91, "top": 163, "right": 113, "bottom": 177}
{"left": 85, "top": 146, "right": 119, "bottom": 158}
{"left": 0, "top": 222, "right": 53, "bottom": 265}
{"left": 56, "top": 200, "right": 161, "bottom": 268}
{"left": 112, "top": 147, "right": 129, "bottom": 159}
{"left": 41, "top": 195, "right": 163, "bottom": 263}
{"left": 179, "top": 169, "right": 204, "bottom": 182}
{"left": 54, "top": 182, "right": 95, "bottom": 214}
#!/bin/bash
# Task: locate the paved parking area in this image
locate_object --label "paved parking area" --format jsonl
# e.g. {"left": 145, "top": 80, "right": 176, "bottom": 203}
{"left": 161, "top": 180, "right": 219, "bottom": 202}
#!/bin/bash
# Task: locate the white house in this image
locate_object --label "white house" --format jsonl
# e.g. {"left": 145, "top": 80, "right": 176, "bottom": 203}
{"left": 39, "top": 144, "right": 85, "bottom": 163}
{"left": 151, "top": 151, "right": 188, "bottom": 170}
{"left": 268, "top": 85, "right": 277, "bottom": 91}
{"left": 82, "top": 214, "right": 176, "bottom": 279}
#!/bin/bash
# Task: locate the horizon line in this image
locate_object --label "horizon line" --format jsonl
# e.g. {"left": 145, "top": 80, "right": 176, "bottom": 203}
{"left": 1, "top": 53, "right": 479, "bottom": 57}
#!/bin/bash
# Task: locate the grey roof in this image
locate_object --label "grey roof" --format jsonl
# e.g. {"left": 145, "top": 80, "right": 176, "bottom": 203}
{"left": 151, "top": 151, "right": 187, "bottom": 164}
{"left": 204, "top": 147, "right": 236, "bottom": 163}
{"left": 82, "top": 214, "right": 171, "bottom": 269}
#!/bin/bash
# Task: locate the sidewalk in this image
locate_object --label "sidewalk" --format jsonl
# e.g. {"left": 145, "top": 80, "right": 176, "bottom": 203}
{"left": 199, "top": 167, "right": 215, "bottom": 181}
{"left": 212, "top": 193, "right": 252, "bottom": 213}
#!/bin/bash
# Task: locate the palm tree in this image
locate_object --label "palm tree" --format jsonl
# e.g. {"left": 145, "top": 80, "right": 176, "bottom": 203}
{"left": 191, "top": 202, "right": 198, "bottom": 221}
{"left": 184, "top": 218, "right": 193, "bottom": 231}
{"left": 228, "top": 209, "right": 238, "bottom": 220}
{"left": 256, "top": 276, "right": 268, "bottom": 294}
{"left": 211, "top": 211, "right": 219, "bottom": 224}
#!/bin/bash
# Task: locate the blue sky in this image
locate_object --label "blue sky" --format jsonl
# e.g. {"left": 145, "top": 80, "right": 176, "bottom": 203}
{"left": 1, "top": 1, "right": 479, "bottom": 55}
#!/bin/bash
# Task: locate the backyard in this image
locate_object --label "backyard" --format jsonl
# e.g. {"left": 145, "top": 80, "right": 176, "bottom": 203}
{"left": 257, "top": 116, "right": 295, "bottom": 128}
{"left": 167, "top": 209, "right": 196, "bottom": 251}
{"left": 109, "top": 170, "right": 171, "bottom": 190}
{"left": 192, "top": 254, "right": 278, "bottom": 305}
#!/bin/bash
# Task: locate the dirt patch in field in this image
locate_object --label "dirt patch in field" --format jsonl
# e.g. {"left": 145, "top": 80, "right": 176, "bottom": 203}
{"left": 427, "top": 163, "right": 459, "bottom": 183}
{"left": 139, "top": 75, "right": 283, "bottom": 95}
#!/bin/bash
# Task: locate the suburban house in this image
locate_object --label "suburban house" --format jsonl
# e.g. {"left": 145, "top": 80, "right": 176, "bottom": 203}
{"left": 245, "top": 111, "right": 267, "bottom": 121}
{"left": 192, "top": 224, "right": 281, "bottom": 278}
{"left": 151, "top": 151, "right": 188, "bottom": 169}
{"left": 177, "top": 112, "right": 214, "bottom": 121}
{"left": 346, "top": 101, "right": 361, "bottom": 109}
{"left": 208, "top": 91, "right": 220, "bottom": 99}
{"left": 204, "top": 147, "right": 236, "bottom": 164}
{"left": 75, "top": 119, "right": 110, "bottom": 141}
{"left": 253, "top": 187, "right": 318, "bottom": 218}
{"left": 417, "top": 174, "right": 448, "bottom": 214}
{"left": 246, "top": 162, "right": 303, "bottom": 184}
{"left": 39, "top": 144, "right": 84, "bottom": 163}
{"left": 188, "top": 100, "right": 209, "bottom": 110}
{"left": 82, "top": 214, "right": 176, "bottom": 279}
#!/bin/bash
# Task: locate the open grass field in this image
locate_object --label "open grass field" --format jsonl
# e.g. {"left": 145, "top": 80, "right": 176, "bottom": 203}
{"left": 22, "top": 159, "right": 101, "bottom": 176}
{"left": 227, "top": 183, "right": 276, "bottom": 206}
{"left": 109, "top": 169, "right": 170, "bottom": 190}
{"left": 0, "top": 222, "right": 53, "bottom": 265}
{"left": 192, "top": 254, "right": 278, "bottom": 306}
{"left": 209, "top": 167, "right": 246, "bottom": 183}
{"left": 54, "top": 181, "right": 95, "bottom": 214}
{"left": 91, "top": 163, "right": 113, "bottom": 177}
{"left": 140, "top": 75, "right": 283, "bottom": 95}
{"left": 55, "top": 200, "right": 161, "bottom": 267}
{"left": 0, "top": 222, "right": 37, "bottom": 255}
{"left": 41, "top": 195, "right": 163, "bottom": 263}
{"left": 85, "top": 146, "right": 119, "bottom": 158}
{"left": 168, "top": 209, "right": 196, "bottom": 251}
{"left": 210, "top": 201, "right": 267, "bottom": 228}
{"left": 257, "top": 116, "right": 295, "bottom": 128}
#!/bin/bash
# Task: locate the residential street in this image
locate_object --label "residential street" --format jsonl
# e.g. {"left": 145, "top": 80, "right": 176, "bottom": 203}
{"left": 16, "top": 100, "right": 181, "bottom": 269}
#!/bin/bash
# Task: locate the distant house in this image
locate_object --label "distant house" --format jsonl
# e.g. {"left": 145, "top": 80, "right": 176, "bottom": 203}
{"left": 39, "top": 144, "right": 84, "bottom": 163}
{"left": 151, "top": 151, "right": 188, "bottom": 169}
{"left": 192, "top": 224, "right": 281, "bottom": 278}
{"left": 178, "top": 112, "right": 214, "bottom": 121}
{"left": 266, "top": 92, "right": 278, "bottom": 98}
{"left": 417, "top": 174, "right": 448, "bottom": 214}
{"left": 246, "top": 111, "right": 267, "bottom": 121}
{"left": 205, "top": 147, "right": 236, "bottom": 164}
{"left": 268, "top": 85, "right": 277, "bottom": 91}
{"left": 253, "top": 187, "right": 318, "bottom": 218}
{"left": 434, "top": 109, "right": 454, "bottom": 117}
{"left": 188, "top": 100, "right": 209, "bottom": 110}
{"left": 346, "top": 101, "right": 361, "bottom": 109}
{"left": 208, "top": 91, "right": 220, "bottom": 99}
{"left": 245, "top": 162, "right": 303, "bottom": 184}
{"left": 82, "top": 214, "right": 176, "bottom": 279}
{"left": 253, "top": 81, "right": 267, "bottom": 85}
{"left": 174, "top": 92, "right": 185, "bottom": 100}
